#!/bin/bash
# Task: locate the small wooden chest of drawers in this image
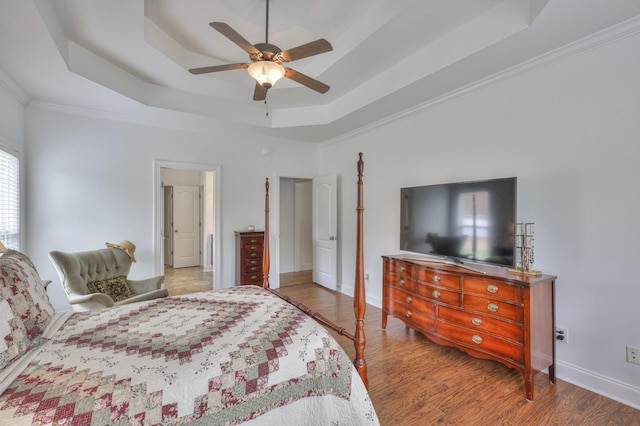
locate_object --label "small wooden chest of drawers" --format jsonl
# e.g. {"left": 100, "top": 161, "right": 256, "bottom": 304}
{"left": 235, "top": 231, "right": 264, "bottom": 285}
{"left": 382, "top": 255, "right": 557, "bottom": 401}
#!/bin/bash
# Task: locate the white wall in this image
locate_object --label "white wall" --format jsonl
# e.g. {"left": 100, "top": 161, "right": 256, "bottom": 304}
{"left": 23, "top": 107, "right": 318, "bottom": 312}
{"left": 319, "top": 30, "right": 640, "bottom": 408}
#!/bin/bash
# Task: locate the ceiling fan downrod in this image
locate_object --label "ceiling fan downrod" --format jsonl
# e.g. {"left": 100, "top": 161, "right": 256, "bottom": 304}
{"left": 265, "top": 0, "right": 270, "bottom": 44}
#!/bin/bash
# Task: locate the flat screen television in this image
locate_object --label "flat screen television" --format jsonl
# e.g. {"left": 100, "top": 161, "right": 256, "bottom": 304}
{"left": 400, "top": 177, "right": 516, "bottom": 268}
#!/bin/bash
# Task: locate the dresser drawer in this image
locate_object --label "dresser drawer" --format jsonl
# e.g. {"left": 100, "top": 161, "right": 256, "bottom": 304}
{"left": 243, "top": 250, "right": 263, "bottom": 260}
{"left": 417, "top": 268, "right": 461, "bottom": 290}
{"left": 243, "top": 244, "right": 263, "bottom": 255}
{"left": 416, "top": 283, "right": 461, "bottom": 307}
{"left": 387, "top": 299, "right": 436, "bottom": 333}
{"left": 437, "top": 321, "right": 524, "bottom": 364}
{"left": 386, "top": 273, "right": 417, "bottom": 293}
{"left": 464, "top": 294, "right": 524, "bottom": 323}
{"left": 242, "top": 263, "right": 262, "bottom": 274}
{"left": 243, "top": 236, "right": 262, "bottom": 245}
{"left": 387, "top": 259, "right": 415, "bottom": 276}
{"left": 242, "top": 272, "right": 262, "bottom": 285}
{"left": 243, "top": 258, "right": 261, "bottom": 268}
{"left": 438, "top": 305, "right": 524, "bottom": 344}
{"left": 464, "top": 277, "right": 523, "bottom": 303}
{"left": 386, "top": 287, "right": 434, "bottom": 314}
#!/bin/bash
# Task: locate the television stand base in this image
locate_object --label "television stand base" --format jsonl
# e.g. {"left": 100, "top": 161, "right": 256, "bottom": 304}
{"left": 401, "top": 256, "right": 487, "bottom": 274}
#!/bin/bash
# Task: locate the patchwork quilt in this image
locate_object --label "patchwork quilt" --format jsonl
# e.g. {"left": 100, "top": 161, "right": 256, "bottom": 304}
{"left": 0, "top": 286, "right": 378, "bottom": 425}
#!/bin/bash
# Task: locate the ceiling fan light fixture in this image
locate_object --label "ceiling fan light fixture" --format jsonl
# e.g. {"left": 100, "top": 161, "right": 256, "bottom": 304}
{"left": 248, "top": 61, "right": 285, "bottom": 88}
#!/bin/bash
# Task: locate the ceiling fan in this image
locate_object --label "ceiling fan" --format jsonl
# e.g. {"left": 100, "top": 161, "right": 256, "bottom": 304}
{"left": 189, "top": 0, "right": 333, "bottom": 101}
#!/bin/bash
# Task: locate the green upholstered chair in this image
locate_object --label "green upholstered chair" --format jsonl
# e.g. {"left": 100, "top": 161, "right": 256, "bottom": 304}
{"left": 49, "top": 247, "right": 167, "bottom": 312}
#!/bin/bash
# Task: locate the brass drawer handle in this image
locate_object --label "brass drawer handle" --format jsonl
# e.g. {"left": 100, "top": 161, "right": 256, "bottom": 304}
{"left": 250, "top": 267, "right": 257, "bottom": 271}
{"left": 405, "top": 310, "right": 412, "bottom": 318}
{"left": 432, "top": 290, "right": 441, "bottom": 299}
{"left": 250, "top": 275, "right": 257, "bottom": 280}
{"left": 487, "top": 303, "right": 499, "bottom": 313}
{"left": 472, "top": 335, "right": 483, "bottom": 344}
{"left": 432, "top": 275, "right": 441, "bottom": 283}
{"left": 399, "top": 279, "right": 406, "bottom": 287}
{"left": 251, "top": 253, "right": 258, "bottom": 257}
{"left": 400, "top": 266, "right": 406, "bottom": 272}
{"left": 250, "top": 260, "right": 258, "bottom": 265}
{"left": 250, "top": 239, "right": 257, "bottom": 243}
{"left": 250, "top": 246, "right": 257, "bottom": 250}
{"left": 406, "top": 296, "right": 412, "bottom": 304}
{"left": 471, "top": 317, "right": 483, "bottom": 326}
{"left": 487, "top": 284, "right": 499, "bottom": 294}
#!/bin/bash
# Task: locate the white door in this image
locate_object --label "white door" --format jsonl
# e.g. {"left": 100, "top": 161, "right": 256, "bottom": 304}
{"left": 312, "top": 174, "right": 338, "bottom": 290}
{"left": 172, "top": 185, "right": 200, "bottom": 268}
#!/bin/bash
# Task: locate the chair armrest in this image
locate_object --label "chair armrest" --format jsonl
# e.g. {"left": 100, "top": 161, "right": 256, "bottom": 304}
{"left": 67, "top": 292, "right": 115, "bottom": 311}
{"left": 127, "top": 276, "right": 165, "bottom": 294}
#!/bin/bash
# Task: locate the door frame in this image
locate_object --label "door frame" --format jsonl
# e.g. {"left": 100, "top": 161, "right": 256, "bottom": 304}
{"left": 153, "top": 160, "right": 221, "bottom": 289}
{"left": 272, "top": 170, "right": 315, "bottom": 289}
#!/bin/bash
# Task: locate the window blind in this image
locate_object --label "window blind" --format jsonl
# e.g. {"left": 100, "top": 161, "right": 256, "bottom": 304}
{"left": 0, "top": 149, "right": 19, "bottom": 250}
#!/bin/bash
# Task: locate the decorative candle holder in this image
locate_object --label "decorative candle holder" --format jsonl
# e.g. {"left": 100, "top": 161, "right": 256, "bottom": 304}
{"left": 510, "top": 222, "right": 541, "bottom": 275}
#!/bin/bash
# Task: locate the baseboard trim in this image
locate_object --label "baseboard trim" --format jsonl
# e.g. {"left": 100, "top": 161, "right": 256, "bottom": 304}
{"left": 555, "top": 360, "right": 640, "bottom": 410}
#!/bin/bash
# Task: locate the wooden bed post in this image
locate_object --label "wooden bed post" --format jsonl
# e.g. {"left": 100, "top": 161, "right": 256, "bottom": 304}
{"left": 262, "top": 155, "right": 369, "bottom": 389}
{"left": 263, "top": 178, "right": 270, "bottom": 289}
{"left": 354, "top": 152, "right": 368, "bottom": 389}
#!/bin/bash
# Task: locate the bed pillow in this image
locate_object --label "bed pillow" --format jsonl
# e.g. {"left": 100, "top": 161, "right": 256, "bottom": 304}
{"left": 0, "top": 299, "right": 31, "bottom": 370}
{"left": 0, "top": 250, "right": 55, "bottom": 340}
{"left": 87, "top": 276, "right": 132, "bottom": 302}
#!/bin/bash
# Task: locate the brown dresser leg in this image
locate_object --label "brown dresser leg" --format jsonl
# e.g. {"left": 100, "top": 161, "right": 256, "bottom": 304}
{"left": 525, "top": 373, "right": 534, "bottom": 401}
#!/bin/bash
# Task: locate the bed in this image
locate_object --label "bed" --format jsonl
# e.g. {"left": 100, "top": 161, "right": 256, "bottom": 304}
{"left": 0, "top": 153, "right": 377, "bottom": 425}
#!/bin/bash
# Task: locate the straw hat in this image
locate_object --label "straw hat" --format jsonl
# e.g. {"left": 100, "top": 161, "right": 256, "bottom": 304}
{"left": 0, "top": 241, "right": 7, "bottom": 253}
{"left": 106, "top": 240, "right": 137, "bottom": 262}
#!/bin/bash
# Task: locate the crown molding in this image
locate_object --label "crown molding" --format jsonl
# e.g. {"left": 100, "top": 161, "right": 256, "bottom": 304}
{"left": 25, "top": 14, "right": 640, "bottom": 147}
{"left": 0, "top": 68, "right": 30, "bottom": 106}
{"left": 321, "top": 14, "right": 640, "bottom": 148}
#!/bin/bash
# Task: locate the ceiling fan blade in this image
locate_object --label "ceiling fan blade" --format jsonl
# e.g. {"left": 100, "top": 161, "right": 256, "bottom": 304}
{"left": 189, "top": 63, "right": 249, "bottom": 75}
{"left": 278, "top": 39, "right": 333, "bottom": 62}
{"left": 253, "top": 82, "right": 267, "bottom": 101}
{"left": 284, "top": 68, "right": 330, "bottom": 93}
{"left": 210, "top": 22, "right": 261, "bottom": 56}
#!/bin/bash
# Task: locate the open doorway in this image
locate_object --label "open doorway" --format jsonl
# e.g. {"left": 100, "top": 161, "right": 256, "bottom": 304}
{"left": 279, "top": 177, "right": 313, "bottom": 288}
{"left": 153, "top": 160, "right": 221, "bottom": 295}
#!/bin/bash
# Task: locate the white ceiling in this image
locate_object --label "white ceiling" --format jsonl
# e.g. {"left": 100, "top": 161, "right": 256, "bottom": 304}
{"left": 1, "top": 0, "right": 640, "bottom": 143}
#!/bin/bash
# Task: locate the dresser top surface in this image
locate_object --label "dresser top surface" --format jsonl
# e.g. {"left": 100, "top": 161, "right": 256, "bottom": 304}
{"left": 383, "top": 254, "right": 557, "bottom": 285}
{"left": 234, "top": 230, "right": 265, "bottom": 236}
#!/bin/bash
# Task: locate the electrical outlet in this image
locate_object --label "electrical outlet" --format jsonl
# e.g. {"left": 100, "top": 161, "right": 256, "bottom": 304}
{"left": 555, "top": 327, "right": 568, "bottom": 344}
{"left": 627, "top": 346, "right": 640, "bottom": 365}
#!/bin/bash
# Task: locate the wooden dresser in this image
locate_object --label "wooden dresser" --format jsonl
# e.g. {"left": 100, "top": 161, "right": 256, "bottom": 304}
{"left": 382, "top": 255, "right": 556, "bottom": 400}
{"left": 235, "top": 231, "right": 264, "bottom": 285}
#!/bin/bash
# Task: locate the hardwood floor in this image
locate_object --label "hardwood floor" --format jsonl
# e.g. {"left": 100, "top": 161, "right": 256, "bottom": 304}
{"left": 280, "top": 270, "right": 312, "bottom": 287}
{"left": 172, "top": 279, "right": 639, "bottom": 425}
{"left": 164, "top": 266, "right": 212, "bottom": 296}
